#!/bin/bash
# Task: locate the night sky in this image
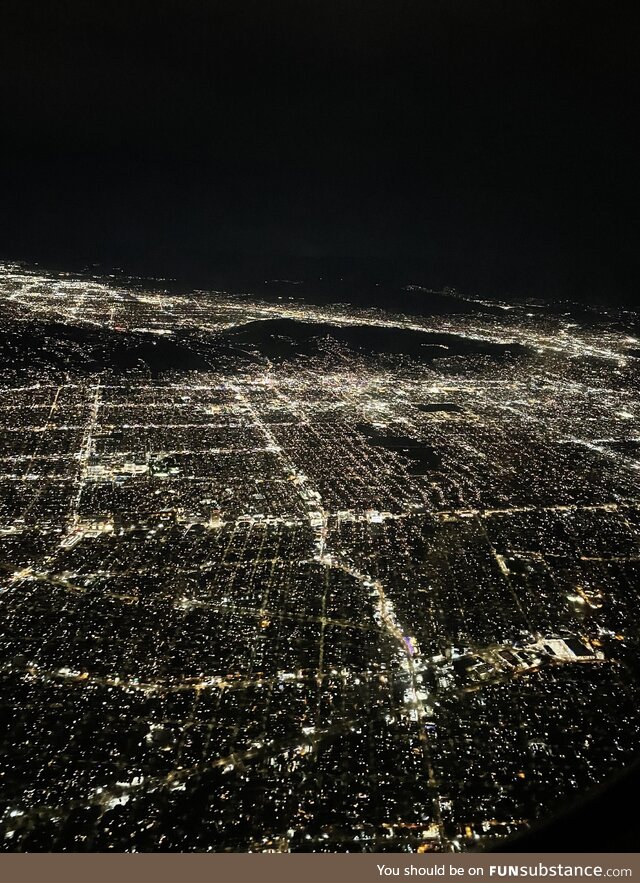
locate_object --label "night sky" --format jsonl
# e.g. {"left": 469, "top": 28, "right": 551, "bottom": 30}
{"left": 1, "top": 0, "right": 638, "bottom": 301}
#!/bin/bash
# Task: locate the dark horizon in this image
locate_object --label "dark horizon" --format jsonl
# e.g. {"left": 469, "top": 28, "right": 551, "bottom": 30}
{"left": 2, "top": 0, "right": 639, "bottom": 304}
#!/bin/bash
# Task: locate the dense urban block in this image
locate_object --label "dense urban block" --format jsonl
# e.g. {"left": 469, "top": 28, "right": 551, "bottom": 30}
{"left": 0, "top": 263, "right": 639, "bottom": 852}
